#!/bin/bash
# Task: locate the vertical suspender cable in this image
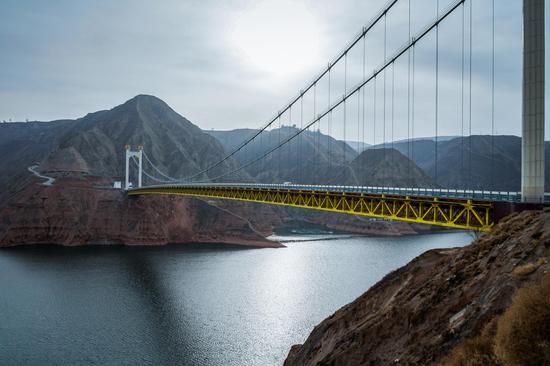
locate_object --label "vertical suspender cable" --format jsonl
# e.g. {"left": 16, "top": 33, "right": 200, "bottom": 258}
{"left": 461, "top": 2, "right": 465, "bottom": 189}
{"left": 251, "top": 136, "right": 255, "bottom": 182}
{"left": 374, "top": 76, "right": 377, "bottom": 149}
{"left": 435, "top": 0, "right": 439, "bottom": 185}
{"left": 362, "top": 33, "right": 367, "bottom": 160}
{"left": 278, "top": 114, "right": 281, "bottom": 180}
{"left": 317, "top": 105, "right": 321, "bottom": 182}
{"left": 491, "top": 0, "right": 495, "bottom": 191}
{"left": 313, "top": 82, "right": 317, "bottom": 181}
{"left": 383, "top": 13, "right": 387, "bottom": 157}
{"left": 344, "top": 52, "right": 348, "bottom": 178}
{"left": 289, "top": 105, "right": 292, "bottom": 181}
{"left": 469, "top": 0, "right": 473, "bottom": 191}
{"left": 408, "top": 0, "right": 412, "bottom": 180}
{"left": 261, "top": 124, "right": 264, "bottom": 182}
{"left": 412, "top": 44, "right": 416, "bottom": 173}
{"left": 392, "top": 62, "right": 395, "bottom": 182}
{"left": 328, "top": 67, "right": 332, "bottom": 172}
{"left": 360, "top": 38, "right": 365, "bottom": 159}
{"left": 298, "top": 93, "right": 306, "bottom": 184}
{"left": 358, "top": 87, "right": 361, "bottom": 160}
{"left": 291, "top": 107, "right": 295, "bottom": 181}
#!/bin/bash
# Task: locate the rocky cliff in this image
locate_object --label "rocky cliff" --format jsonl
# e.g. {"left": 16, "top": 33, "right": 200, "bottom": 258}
{"left": 0, "top": 175, "right": 282, "bottom": 248}
{"left": 284, "top": 209, "right": 550, "bottom": 365}
{"left": 0, "top": 120, "right": 73, "bottom": 204}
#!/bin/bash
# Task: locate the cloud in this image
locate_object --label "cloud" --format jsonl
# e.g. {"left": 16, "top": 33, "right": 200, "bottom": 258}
{"left": 0, "top": 0, "right": 547, "bottom": 139}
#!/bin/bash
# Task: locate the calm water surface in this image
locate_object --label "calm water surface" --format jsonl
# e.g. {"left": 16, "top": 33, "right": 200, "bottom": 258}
{"left": 0, "top": 232, "right": 472, "bottom": 366}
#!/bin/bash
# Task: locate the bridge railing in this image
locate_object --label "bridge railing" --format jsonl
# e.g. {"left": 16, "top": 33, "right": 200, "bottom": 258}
{"left": 129, "top": 182, "right": 549, "bottom": 203}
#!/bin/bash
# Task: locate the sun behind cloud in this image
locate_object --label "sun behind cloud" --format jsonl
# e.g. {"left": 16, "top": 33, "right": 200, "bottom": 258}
{"left": 228, "top": 0, "right": 322, "bottom": 79}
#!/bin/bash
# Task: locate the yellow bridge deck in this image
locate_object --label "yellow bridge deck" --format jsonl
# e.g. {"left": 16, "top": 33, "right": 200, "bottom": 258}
{"left": 128, "top": 185, "right": 494, "bottom": 231}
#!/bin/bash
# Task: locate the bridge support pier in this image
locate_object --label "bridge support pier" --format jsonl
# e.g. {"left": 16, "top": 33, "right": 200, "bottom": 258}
{"left": 125, "top": 145, "right": 143, "bottom": 190}
{"left": 521, "top": 0, "right": 545, "bottom": 203}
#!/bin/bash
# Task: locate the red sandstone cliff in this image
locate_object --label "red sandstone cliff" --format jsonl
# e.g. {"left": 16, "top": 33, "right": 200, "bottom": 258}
{"left": 0, "top": 174, "right": 446, "bottom": 248}
{"left": 284, "top": 209, "right": 550, "bottom": 365}
{"left": 0, "top": 176, "right": 283, "bottom": 248}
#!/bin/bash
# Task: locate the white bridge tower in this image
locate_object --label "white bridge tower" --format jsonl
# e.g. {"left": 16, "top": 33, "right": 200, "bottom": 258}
{"left": 125, "top": 145, "right": 143, "bottom": 190}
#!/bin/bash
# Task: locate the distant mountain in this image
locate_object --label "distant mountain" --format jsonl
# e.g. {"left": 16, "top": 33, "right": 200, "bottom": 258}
{"left": 206, "top": 128, "right": 258, "bottom": 154}
{"left": 3, "top": 99, "right": 547, "bottom": 197}
{"left": 54, "top": 95, "right": 243, "bottom": 182}
{"left": 345, "top": 140, "right": 371, "bottom": 153}
{"left": 206, "top": 126, "right": 357, "bottom": 184}
{"left": 388, "top": 135, "right": 550, "bottom": 191}
{"left": 0, "top": 95, "right": 246, "bottom": 204}
{"left": 207, "top": 128, "right": 435, "bottom": 187}
{"left": 346, "top": 148, "right": 436, "bottom": 188}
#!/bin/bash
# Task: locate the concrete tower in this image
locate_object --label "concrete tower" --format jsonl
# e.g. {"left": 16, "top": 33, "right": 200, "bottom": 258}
{"left": 521, "top": 0, "right": 545, "bottom": 202}
{"left": 125, "top": 145, "right": 143, "bottom": 190}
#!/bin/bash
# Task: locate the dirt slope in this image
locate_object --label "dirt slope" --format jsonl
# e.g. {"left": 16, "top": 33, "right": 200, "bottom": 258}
{"left": 285, "top": 209, "right": 550, "bottom": 365}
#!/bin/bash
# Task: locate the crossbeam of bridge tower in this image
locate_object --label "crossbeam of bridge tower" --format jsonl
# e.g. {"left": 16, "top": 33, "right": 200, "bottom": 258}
{"left": 522, "top": 0, "right": 545, "bottom": 203}
{"left": 124, "top": 145, "right": 143, "bottom": 189}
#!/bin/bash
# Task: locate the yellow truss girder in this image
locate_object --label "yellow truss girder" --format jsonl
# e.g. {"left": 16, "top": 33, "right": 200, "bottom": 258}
{"left": 128, "top": 186, "right": 494, "bottom": 231}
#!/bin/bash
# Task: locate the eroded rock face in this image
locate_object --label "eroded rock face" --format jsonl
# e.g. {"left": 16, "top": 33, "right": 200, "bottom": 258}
{"left": 40, "top": 146, "right": 91, "bottom": 174}
{"left": 0, "top": 173, "right": 442, "bottom": 248}
{"left": 284, "top": 210, "right": 550, "bottom": 366}
{"left": 0, "top": 176, "right": 282, "bottom": 248}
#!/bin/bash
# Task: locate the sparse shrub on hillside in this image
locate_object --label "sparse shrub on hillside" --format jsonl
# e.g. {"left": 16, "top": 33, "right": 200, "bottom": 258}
{"left": 512, "top": 257, "right": 548, "bottom": 277}
{"left": 494, "top": 274, "right": 550, "bottom": 365}
{"left": 440, "top": 319, "right": 500, "bottom": 366}
{"left": 441, "top": 273, "right": 550, "bottom": 366}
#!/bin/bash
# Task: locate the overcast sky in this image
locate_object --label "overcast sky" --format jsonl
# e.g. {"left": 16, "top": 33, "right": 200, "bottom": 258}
{"left": 0, "top": 0, "right": 548, "bottom": 139}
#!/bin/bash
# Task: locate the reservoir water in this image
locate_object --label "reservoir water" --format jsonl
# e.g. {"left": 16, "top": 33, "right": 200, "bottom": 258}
{"left": 0, "top": 232, "right": 472, "bottom": 366}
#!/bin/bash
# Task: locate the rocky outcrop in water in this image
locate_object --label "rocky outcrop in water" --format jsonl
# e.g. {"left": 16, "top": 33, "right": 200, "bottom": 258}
{"left": 284, "top": 209, "right": 550, "bottom": 365}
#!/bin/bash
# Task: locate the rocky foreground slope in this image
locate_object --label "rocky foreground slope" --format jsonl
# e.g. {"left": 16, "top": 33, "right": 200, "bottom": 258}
{"left": 285, "top": 209, "right": 550, "bottom": 365}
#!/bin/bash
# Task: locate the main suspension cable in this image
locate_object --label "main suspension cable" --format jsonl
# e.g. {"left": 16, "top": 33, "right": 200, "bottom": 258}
{"left": 175, "top": 0, "right": 401, "bottom": 183}
{"left": 188, "top": 0, "right": 466, "bottom": 183}
{"left": 142, "top": 150, "right": 177, "bottom": 182}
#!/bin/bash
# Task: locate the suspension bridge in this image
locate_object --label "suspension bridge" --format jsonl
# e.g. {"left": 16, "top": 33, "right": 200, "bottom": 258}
{"left": 126, "top": 0, "right": 546, "bottom": 232}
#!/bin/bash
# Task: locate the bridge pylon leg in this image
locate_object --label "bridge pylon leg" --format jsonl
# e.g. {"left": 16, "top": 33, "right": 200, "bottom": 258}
{"left": 521, "top": 0, "right": 545, "bottom": 203}
{"left": 125, "top": 145, "right": 130, "bottom": 190}
{"left": 138, "top": 147, "right": 143, "bottom": 188}
{"left": 124, "top": 145, "right": 143, "bottom": 190}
